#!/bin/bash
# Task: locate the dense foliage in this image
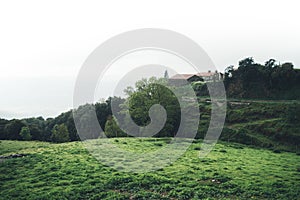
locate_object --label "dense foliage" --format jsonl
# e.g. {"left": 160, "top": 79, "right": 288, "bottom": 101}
{"left": 224, "top": 57, "right": 300, "bottom": 99}
{"left": 0, "top": 97, "right": 123, "bottom": 142}
{"left": 19, "top": 126, "right": 31, "bottom": 141}
{"left": 124, "top": 77, "right": 181, "bottom": 137}
{"left": 51, "top": 124, "right": 70, "bottom": 143}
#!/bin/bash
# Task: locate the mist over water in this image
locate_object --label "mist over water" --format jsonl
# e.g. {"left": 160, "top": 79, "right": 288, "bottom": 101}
{"left": 0, "top": 76, "right": 74, "bottom": 119}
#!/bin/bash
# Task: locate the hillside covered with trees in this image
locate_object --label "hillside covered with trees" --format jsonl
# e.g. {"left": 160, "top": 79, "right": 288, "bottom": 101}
{"left": 0, "top": 58, "right": 299, "bottom": 153}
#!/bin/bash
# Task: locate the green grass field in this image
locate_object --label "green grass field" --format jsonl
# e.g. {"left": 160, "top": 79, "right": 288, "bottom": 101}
{"left": 0, "top": 138, "right": 299, "bottom": 200}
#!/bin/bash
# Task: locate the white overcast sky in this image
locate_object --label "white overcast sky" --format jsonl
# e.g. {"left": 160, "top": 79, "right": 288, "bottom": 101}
{"left": 0, "top": 0, "right": 299, "bottom": 119}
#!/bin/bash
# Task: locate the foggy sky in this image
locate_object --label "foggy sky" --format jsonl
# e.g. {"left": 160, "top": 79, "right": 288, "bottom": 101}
{"left": 0, "top": 0, "right": 299, "bottom": 119}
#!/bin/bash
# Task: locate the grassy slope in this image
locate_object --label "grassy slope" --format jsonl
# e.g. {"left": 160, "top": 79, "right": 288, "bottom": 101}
{"left": 0, "top": 139, "right": 299, "bottom": 200}
{"left": 198, "top": 100, "right": 300, "bottom": 153}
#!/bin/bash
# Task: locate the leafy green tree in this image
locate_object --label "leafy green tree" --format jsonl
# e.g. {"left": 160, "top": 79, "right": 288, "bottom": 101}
{"left": 19, "top": 126, "right": 32, "bottom": 141}
{"left": 94, "top": 96, "right": 125, "bottom": 132}
{"left": 4, "top": 119, "right": 26, "bottom": 140}
{"left": 73, "top": 104, "right": 103, "bottom": 140}
{"left": 95, "top": 102, "right": 111, "bottom": 131}
{"left": 104, "top": 116, "right": 125, "bottom": 138}
{"left": 51, "top": 124, "right": 70, "bottom": 143}
{"left": 224, "top": 57, "right": 300, "bottom": 100}
{"left": 22, "top": 117, "right": 45, "bottom": 141}
{"left": 123, "top": 77, "right": 181, "bottom": 137}
{"left": 44, "top": 111, "right": 79, "bottom": 141}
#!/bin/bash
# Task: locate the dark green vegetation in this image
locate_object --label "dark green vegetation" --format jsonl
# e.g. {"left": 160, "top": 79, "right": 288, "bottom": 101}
{"left": 19, "top": 126, "right": 31, "bottom": 141}
{"left": 201, "top": 100, "right": 300, "bottom": 153}
{"left": 51, "top": 124, "right": 70, "bottom": 143}
{"left": 0, "top": 97, "right": 123, "bottom": 142}
{"left": 224, "top": 58, "right": 300, "bottom": 99}
{"left": 123, "top": 77, "right": 181, "bottom": 137}
{"left": 0, "top": 139, "right": 299, "bottom": 200}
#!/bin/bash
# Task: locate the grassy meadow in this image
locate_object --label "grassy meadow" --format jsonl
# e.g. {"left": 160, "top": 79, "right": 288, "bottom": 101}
{"left": 0, "top": 138, "right": 299, "bottom": 200}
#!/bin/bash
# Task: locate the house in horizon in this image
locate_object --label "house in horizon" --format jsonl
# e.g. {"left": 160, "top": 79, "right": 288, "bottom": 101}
{"left": 168, "top": 70, "right": 224, "bottom": 86}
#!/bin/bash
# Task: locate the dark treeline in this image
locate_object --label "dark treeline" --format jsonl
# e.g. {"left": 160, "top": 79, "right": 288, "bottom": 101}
{"left": 224, "top": 57, "right": 300, "bottom": 99}
{"left": 0, "top": 97, "right": 124, "bottom": 143}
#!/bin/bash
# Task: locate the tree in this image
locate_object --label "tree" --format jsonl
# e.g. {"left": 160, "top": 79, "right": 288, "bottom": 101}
{"left": 4, "top": 119, "right": 26, "bottom": 140}
{"left": 223, "top": 57, "right": 300, "bottom": 100}
{"left": 123, "top": 77, "right": 181, "bottom": 137}
{"left": 104, "top": 116, "right": 125, "bottom": 138}
{"left": 0, "top": 118, "right": 9, "bottom": 140}
{"left": 22, "top": 117, "right": 45, "bottom": 141}
{"left": 19, "top": 126, "right": 32, "bottom": 141}
{"left": 51, "top": 124, "right": 70, "bottom": 143}
{"left": 265, "top": 58, "right": 276, "bottom": 68}
{"left": 95, "top": 96, "right": 125, "bottom": 132}
{"left": 224, "top": 65, "right": 234, "bottom": 78}
{"left": 239, "top": 57, "right": 254, "bottom": 68}
{"left": 73, "top": 104, "right": 102, "bottom": 140}
{"left": 95, "top": 102, "right": 111, "bottom": 131}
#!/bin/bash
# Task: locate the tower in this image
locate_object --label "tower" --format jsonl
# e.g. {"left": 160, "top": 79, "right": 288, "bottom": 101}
{"left": 164, "top": 70, "right": 169, "bottom": 79}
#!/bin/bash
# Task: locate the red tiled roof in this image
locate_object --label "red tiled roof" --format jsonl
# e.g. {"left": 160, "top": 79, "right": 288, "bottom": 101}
{"left": 169, "top": 74, "right": 197, "bottom": 80}
{"left": 170, "top": 72, "right": 216, "bottom": 80}
{"left": 197, "top": 72, "right": 215, "bottom": 77}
